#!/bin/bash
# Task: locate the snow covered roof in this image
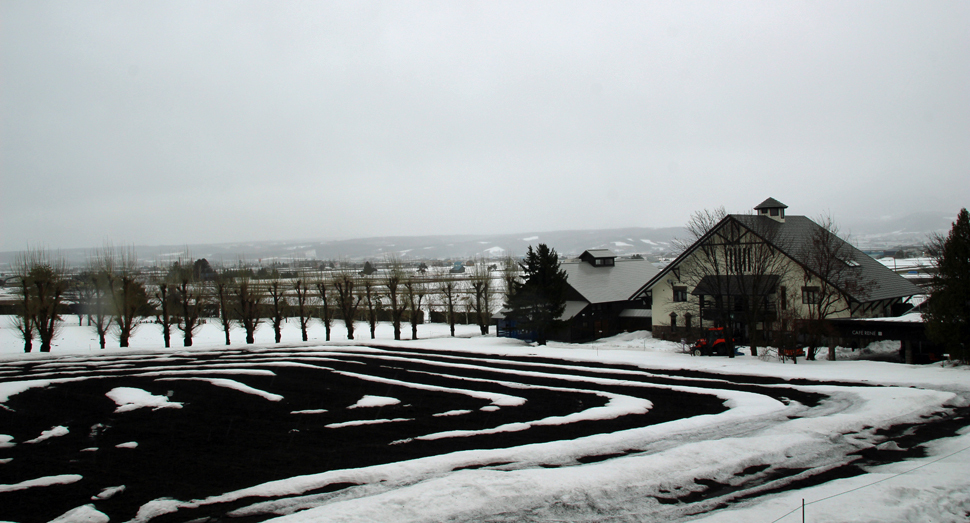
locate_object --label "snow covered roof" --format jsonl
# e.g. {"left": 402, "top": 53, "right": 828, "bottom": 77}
{"left": 562, "top": 257, "right": 658, "bottom": 304}
{"left": 561, "top": 300, "right": 590, "bottom": 321}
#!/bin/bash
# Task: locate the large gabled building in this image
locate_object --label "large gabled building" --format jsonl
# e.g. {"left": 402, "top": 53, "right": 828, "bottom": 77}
{"left": 633, "top": 198, "right": 923, "bottom": 343}
{"left": 496, "top": 249, "right": 658, "bottom": 342}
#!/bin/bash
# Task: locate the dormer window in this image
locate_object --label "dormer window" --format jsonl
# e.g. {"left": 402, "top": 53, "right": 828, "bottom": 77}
{"left": 580, "top": 249, "right": 617, "bottom": 267}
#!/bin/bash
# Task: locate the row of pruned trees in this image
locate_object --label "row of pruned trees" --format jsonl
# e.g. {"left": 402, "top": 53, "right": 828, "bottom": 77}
{"left": 10, "top": 249, "right": 521, "bottom": 352}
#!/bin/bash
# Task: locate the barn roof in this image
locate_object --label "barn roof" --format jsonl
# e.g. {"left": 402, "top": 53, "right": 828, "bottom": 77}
{"left": 636, "top": 214, "right": 921, "bottom": 304}
{"left": 561, "top": 257, "right": 658, "bottom": 304}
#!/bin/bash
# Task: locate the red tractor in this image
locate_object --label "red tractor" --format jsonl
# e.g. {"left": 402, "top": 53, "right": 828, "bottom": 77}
{"left": 691, "top": 327, "right": 738, "bottom": 357}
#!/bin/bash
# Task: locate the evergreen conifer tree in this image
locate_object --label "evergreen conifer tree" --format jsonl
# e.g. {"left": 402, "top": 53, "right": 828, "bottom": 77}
{"left": 505, "top": 244, "right": 568, "bottom": 345}
{"left": 924, "top": 208, "right": 970, "bottom": 362}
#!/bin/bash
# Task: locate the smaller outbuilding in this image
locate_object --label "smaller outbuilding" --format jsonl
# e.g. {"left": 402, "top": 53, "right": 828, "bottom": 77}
{"left": 496, "top": 249, "right": 658, "bottom": 342}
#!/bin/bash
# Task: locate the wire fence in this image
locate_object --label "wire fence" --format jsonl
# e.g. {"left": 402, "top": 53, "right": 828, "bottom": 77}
{"left": 768, "top": 443, "right": 970, "bottom": 522}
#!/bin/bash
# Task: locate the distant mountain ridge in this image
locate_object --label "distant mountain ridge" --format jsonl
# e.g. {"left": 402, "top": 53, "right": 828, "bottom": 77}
{"left": 0, "top": 210, "right": 956, "bottom": 269}
{"left": 0, "top": 227, "right": 686, "bottom": 269}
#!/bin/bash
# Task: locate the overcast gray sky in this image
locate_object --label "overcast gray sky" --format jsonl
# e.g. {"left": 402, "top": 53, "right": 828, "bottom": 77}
{"left": 2, "top": 1, "right": 968, "bottom": 251}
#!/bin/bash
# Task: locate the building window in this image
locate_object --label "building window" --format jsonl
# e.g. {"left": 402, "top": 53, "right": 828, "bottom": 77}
{"left": 685, "top": 313, "right": 692, "bottom": 331}
{"left": 673, "top": 287, "right": 688, "bottom": 302}
{"left": 779, "top": 286, "right": 787, "bottom": 310}
{"left": 770, "top": 208, "right": 779, "bottom": 216}
{"left": 802, "top": 286, "right": 820, "bottom": 305}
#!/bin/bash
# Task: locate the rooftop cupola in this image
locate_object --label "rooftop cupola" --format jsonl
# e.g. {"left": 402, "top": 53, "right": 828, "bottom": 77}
{"left": 754, "top": 197, "right": 788, "bottom": 223}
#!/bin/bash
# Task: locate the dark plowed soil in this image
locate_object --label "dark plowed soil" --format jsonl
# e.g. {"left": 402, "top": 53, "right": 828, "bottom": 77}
{"left": 0, "top": 346, "right": 965, "bottom": 523}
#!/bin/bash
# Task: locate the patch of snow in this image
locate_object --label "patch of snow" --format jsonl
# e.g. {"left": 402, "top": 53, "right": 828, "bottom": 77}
{"left": 612, "top": 241, "right": 634, "bottom": 247}
{"left": 116, "top": 441, "right": 138, "bottom": 449}
{"left": 25, "top": 425, "right": 69, "bottom": 444}
{"left": 128, "top": 498, "right": 184, "bottom": 523}
{"left": 291, "top": 409, "right": 328, "bottom": 415}
{"left": 521, "top": 236, "right": 539, "bottom": 241}
{"left": 0, "top": 434, "right": 13, "bottom": 448}
{"left": 325, "top": 418, "right": 413, "bottom": 429}
{"left": 155, "top": 377, "right": 283, "bottom": 402}
{"left": 433, "top": 410, "right": 473, "bottom": 417}
{"left": 349, "top": 395, "right": 400, "bottom": 409}
{"left": 0, "top": 379, "right": 53, "bottom": 405}
{"left": 334, "top": 369, "right": 525, "bottom": 408}
{"left": 48, "top": 504, "right": 109, "bottom": 523}
{"left": 0, "top": 474, "right": 82, "bottom": 493}
{"left": 92, "top": 485, "right": 126, "bottom": 500}
{"left": 106, "top": 387, "right": 183, "bottom": 413}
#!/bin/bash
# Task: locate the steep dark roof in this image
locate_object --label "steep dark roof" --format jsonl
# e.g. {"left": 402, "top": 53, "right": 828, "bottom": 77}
{"left": 754, "top": 197, "right": 788, "bottom": 210}
{"left": 636, "top": 214, "right": 921, "bottom": 304}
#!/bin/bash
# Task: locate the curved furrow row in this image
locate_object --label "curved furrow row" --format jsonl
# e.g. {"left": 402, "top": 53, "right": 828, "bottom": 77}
{"left": 3, "top": 345, "right": 948, "bottom": 523}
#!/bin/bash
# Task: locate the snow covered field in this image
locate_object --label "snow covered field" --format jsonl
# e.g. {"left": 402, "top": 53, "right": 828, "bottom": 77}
{"left": 2, "top": 318, "right": 969, "bottom": 523}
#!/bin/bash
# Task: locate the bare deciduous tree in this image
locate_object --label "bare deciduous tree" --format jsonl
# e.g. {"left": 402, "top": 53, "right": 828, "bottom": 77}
{"left": 233, "top": 273, "right": 263, "bottom": 344}
{"left": 11, "top": 255, "right": 35, "bottom": 353}
{"left": 213, "top": 269, "right": 235, "bottom": 346}
{"left": 153, "top": 269, "right": 176, "bottom": 348}
{"left": 174, "top": 256, "right": 207, "bottom": 347}
{"left": 111, "top": 247, "right": 150, "bottom": 348}
{"left": 383, "top": 255, "right": 408, "bottom": 341}
{"left": 437, "top": 276, "right": 461, "bottom": 337}
{"left": 404, "top": 272, "right": 427, "bottom": 339}
{"left": 467, "top": 257, "right": 493, "bottom": 335}
{"left": 86, "top": 248, "right": 115, "bottom": 349}
{"left": 267, "top": 275, "right": 288, "bottom": 344}
{"left": 673, "top": 208, "right": 793, "bottom": 358}
{"left": 800, "top": 214, "right": 876, "bottom": 360}
{"left": 333, "top": 265, "right": 362, "bottom": 340}
{"left": 293, "top": 272, "right": 314, "bottom": 342}
{"left": 500, "top": 253, "right": 519, "bottom": 305}
{"left": 361, "top": 273, "right": 380, "bottom": 339}
{"left": 315, "top": 274, "right": 335, "bottom": 342}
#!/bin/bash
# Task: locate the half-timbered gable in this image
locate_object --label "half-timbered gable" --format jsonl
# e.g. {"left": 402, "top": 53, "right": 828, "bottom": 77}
{"left": 635, "top": 199, "right": 922, "bottom": 343}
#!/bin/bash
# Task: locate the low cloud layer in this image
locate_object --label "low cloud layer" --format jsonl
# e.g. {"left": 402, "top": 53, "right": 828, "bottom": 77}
{"left": 2, "top": 1, "right": 968, "bottom": 251}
